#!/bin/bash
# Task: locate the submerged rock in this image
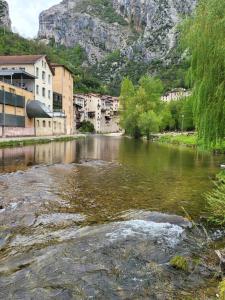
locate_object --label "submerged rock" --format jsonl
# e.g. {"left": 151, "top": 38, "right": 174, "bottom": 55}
{"left": 0, "top": 214, "right": 218, "bottom": 299}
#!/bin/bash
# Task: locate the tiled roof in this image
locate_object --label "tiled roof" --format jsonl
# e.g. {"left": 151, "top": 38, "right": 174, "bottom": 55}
{"left": 0, "top": 55, "right": 55, "bottom": 75}
{"left": 0, "top": 55, "right": 44, "bottom": 64}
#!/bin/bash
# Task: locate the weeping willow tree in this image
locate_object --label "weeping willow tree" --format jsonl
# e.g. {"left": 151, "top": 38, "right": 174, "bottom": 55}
{"left": 181, "top": 0, "right": 225, "bottom": 147}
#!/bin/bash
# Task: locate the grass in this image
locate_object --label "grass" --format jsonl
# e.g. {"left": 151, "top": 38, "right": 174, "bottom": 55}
{"left": 0, "top": 136, "right": 80, "bottom": 149}
{"left": 169, "top": 255, "right": 189, "bottom": 272}
{"left": 157, "top": 133, "right": 225, "bottom": 153}
{"left": 206, "top": 171, "right": 225, "bottom": 227}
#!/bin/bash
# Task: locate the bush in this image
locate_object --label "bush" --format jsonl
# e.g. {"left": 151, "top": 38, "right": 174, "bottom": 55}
{"left": 79, "top": 121, "right": 95, "bottom": 133}
{"left": 206, "top": 171, "right": 225, "bottom": 226}
{"left": 219, "top": 280, "right": 225, "bottom": 300}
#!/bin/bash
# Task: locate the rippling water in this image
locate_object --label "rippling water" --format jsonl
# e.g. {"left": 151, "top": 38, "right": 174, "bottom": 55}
{"left": 0, "top": 136, "right": 223, "bottom": 299}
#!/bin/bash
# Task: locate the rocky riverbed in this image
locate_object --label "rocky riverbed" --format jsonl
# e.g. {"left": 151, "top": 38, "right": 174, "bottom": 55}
{"left": 0, "top": 161, "right": 222, "bottom": 299}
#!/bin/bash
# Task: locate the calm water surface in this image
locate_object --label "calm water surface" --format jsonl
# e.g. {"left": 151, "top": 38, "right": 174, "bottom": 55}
{"left": 0, "top": 135, "right": 222, "bottom": 221}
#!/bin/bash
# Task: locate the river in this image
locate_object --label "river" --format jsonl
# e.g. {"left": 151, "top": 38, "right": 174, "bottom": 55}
{"left": 0, "top": 136, "right": 223, "bottom": 299}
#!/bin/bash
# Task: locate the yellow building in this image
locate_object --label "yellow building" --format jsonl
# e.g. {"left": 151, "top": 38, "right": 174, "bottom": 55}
{"left": 52, "top": 64, "right": 74, "bottom": 135}
{"left": 0, "top": 81, "right": 35, "bottom": 137}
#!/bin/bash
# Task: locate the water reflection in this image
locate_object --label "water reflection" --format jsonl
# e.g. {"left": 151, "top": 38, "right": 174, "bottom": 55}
{"left": 0, "top": 136, "right": 222, "bottom": 220}
{"left": 0, "top": 136, "right": 122, "bottom": 173}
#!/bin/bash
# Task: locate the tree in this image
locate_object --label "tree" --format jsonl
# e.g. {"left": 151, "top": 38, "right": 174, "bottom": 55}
{"left": 119, "top": 76, "right": 164, "bottom": 138}
{"left": 181, "top": 0, "right": 225, "bottom": 147}
{"left": 138, "top": 111, "right": 160, "bottom": 139}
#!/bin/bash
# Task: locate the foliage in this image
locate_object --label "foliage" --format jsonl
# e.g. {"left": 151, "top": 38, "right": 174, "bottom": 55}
{"left": 157, "top": 134, "right": 197, "bottom": 147}
{"left": 79, "top": 121, "right": 95, "bottom": 133}
{"left": 167, "top": 97, "right": 195, "bottom": 131}
{"left": 181, "top": 0, "right": 225, "bottom": 147}
{"left": 120, "top": 76, "right": 163, "bottom": 138}
{"left": 206, "top": 171, "right": 225, "bottom": 226}
{"left": 170, "top": 256, "right": 189, "bottom": 272}
{"left": 0, "top": 28, "right": 106, "bottom": 94}
{"left": 219, "top": 280, "right": 225, "bottom": 300}
{"left": 75, "top": 0, "right": 128, "bottom": 25}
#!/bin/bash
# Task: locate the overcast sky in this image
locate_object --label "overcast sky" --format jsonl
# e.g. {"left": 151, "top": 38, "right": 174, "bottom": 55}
{"left": 8, "top": 0, "right": 60, "bottom": 38}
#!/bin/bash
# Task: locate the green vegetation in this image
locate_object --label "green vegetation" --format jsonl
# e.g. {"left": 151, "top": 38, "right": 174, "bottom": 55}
{"left": 181, "top": 0, "right": 225, "bottom": 147}
{"left": 206, "top": 171, "right": 225, "bottom": 227}
{"left": 120, "top": 76, "right": 165, "bottom": 139}
{"left": 157, "top": 134, "right": 197, "bottom": 147}
{"left": 219, "top": 280, "right": 225, "bottom": 300}
{"left": 170, "top": 256, "right": 189, "bottom": 272}
{"left": 79, "top": 121, "right": 95, "bottom": 133}
{"left": 75, "top": 0, "right": 128, "bottom": 25}
{"left": 0, "top": 28, "right": 106, "bottom": 94}
{"left": 0, "top": 136, "right": 81, "bottom": 149}
{"left": 120, "top": 76, "right": 195, "bottom": 139}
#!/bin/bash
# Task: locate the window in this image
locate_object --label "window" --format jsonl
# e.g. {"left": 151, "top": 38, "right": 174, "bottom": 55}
{"left": 43, "top": 120, "right": 46, "bottom": 127}
{"left": 36, "top": 67, "right": 39, "bottom": 78}
{"left": 19, "top": 67, "right": 25, "bottom": 71}
{"left": 48, "top": 75, "right": 51, "bottom": 84}
{"left": 49, "top": 121, "right": 51, "bottom": 128}
{"left": 42, "top": 88, "right": 45, "bottom": 97}
{"left": 37, "top": 120, "right": 40, "bottom": 127}
{"left": 42, "top": 71, "right": 46, "bottom": 81}
{"left": 36, "top": 85, "right": 39, "bottom": 95}
{"left": 48, "top": 90, "right": 51, "bottom": 99}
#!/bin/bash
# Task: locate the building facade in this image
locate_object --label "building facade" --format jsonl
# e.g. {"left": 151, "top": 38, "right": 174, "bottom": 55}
{"left": 0, "top": 81, "right": 35, "bottom": 137}
{"left": 52, "top": 64, "right": 74, "bottom": 135}
{"left": 0, "top": 55, "right": 74, "bottom": 138}
{"left": 74, "top": 93, "right": 120, "bottom": 133}
{"left": 161, "top": 88, "right": 191, "bottom": 102}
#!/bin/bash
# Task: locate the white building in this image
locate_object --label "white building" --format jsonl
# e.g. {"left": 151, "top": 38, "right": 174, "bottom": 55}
{"left": 74, "top": 93, "right": 120, "bottom": 133}
{"left": 161, "top": 88, "right": 191, "bottom": 102}
{"left": 0, "top": 55, "right": 54, "bottom": 109}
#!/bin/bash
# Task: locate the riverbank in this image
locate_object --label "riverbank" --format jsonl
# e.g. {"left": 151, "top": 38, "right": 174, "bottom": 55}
{"left": 155, "top": 133, "right": 225, "bottom": 154}
{"left": 0, "top": 134, "right": 85, "bottom": 148}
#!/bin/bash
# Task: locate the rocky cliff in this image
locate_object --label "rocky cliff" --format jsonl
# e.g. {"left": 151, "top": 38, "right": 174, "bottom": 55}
{"left": 0, "top": 0, "right": 11, "bottom": 30}
{"left": 38, "top": 0, "right": 196, "bottom": 64}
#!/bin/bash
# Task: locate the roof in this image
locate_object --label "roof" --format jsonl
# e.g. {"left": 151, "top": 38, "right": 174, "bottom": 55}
{"left": 51, "top": 63, "right": 74, "bottom": 75}
{"left": 0, "top": 55, "right": 55, "bottom": 75}
{"left": 0, "top": 69, "right": 36, "bottom": 80}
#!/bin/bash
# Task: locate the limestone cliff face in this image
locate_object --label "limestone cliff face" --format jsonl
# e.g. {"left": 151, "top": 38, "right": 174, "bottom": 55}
{"left": 0, "top": 0, "right": 11, "bottom": 30}
{"left": 38, "top": 0, "right": 196, "bottom": 64}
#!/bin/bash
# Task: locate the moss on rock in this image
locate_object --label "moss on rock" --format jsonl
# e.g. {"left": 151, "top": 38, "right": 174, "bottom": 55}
{"left": 170, "top": 255, "right": 189, "bottom": 272}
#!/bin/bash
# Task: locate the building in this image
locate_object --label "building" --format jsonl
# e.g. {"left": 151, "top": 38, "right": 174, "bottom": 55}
{"left": 0, "top": 81, "right": 35, "bottom": 137}
{"left": 52, "top": 64, "right": 74, "bottom": 135}
{"left": 74, "top": 93, "right": 120, "bottom": 133}
{"left": 0, "top": 55, "right": 74, "bottom": 138}
{"left": 161, "top": 88, "right": 191, "bottom": 102}
{"left": 0, "top": 55, "right": 54, "bottom": 108}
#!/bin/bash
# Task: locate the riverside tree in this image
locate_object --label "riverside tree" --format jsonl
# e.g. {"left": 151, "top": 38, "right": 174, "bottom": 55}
{"left": 120, "top": 76, "right": 166, "bottom": 138}
{"left": 181, "top": 0, "right": 225, "bottom": 147}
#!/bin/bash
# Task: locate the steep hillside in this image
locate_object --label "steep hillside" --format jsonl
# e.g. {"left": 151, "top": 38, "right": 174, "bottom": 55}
{"left": 38, "top": 0, "right": 196, "bottom": 64}
{"left": 0, "top": 0, "right": 11, "bottom": 30}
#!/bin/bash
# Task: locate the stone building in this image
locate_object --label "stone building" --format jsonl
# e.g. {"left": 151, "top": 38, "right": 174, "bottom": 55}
{"left": 74, "top": 93, "right": 120, "bottom": 133}
{"left": 161, "top": 88, "right": 191, "bottom": 102}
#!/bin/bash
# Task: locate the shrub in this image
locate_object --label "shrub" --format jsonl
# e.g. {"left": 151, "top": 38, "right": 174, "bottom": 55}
{"left": 79, "top": 121, "right": 95, "bottom": 133}
{"left": 206, "top": 171, "right": 225, "bottom": 226}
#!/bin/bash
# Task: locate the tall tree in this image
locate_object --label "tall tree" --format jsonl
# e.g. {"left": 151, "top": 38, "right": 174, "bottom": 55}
{"left": 181, "top": 0, "right": 225, "bottom": 147}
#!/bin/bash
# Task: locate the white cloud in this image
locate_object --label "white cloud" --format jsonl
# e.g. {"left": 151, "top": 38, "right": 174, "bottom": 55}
{"left": 8, "top": 0, "right": 60, "bottom": 38}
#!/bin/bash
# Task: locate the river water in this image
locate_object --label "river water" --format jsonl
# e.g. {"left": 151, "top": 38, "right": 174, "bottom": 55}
{"left": 0, "top": 136, "right": 223, "bottom": 299}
